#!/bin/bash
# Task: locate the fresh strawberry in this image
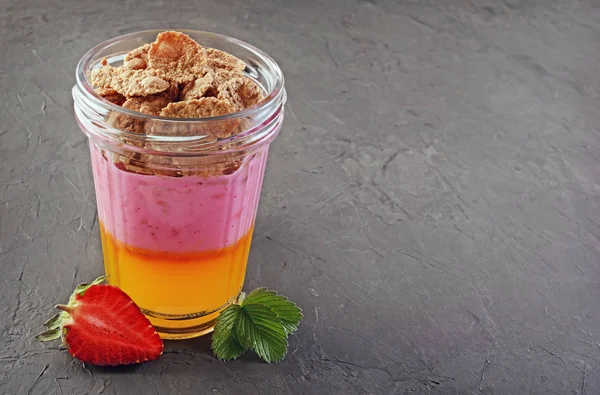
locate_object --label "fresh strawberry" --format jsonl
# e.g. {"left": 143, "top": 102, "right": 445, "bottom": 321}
{"left": 36, "top": 276, "right": 163, "bottom": 366}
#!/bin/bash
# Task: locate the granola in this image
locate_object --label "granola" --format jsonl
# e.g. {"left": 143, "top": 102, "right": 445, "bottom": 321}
{"left": 123, "top": 43, "right": 150, "bottom": 70}
{"left": 90, "top": 66, "right": 171, "bottom": 97}
{"left": 147, "top": 31, "right": 206, "bottom": 83}
{"left": 88, "top": 31, "right": 267, "bottom": 177}
{"left": 123, "top": 95, "right": 172, "bottom": 116}
{"left": 205, "top": 48, "right": 246, "bottom": 72}
{"left": 180, "top": 72, "right": 215, "bottom": 101}
{"left": 90, "top": 31, "right": 263, "bottom": 116}
{"left": 217, "top": 76, "right": 264, "bottom": 111}
{"left": 160, "top": 97, "right": 235, "bottom": 119}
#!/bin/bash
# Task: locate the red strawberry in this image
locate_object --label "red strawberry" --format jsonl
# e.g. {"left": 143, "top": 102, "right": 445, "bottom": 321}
{"left": 36, "top": 276, "right": 163, "bottom": 366}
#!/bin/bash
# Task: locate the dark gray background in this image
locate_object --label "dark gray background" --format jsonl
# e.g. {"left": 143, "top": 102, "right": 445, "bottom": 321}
{"left": 2, "top": 0, "right": 600, "bottom": 394}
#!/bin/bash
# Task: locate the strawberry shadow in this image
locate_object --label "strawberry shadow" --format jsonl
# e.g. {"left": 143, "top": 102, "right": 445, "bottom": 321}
{"left": 167, "top": 334, "right": 212, "bottom": 350}
{"left": 87, "top": 335, "right": 272, "bottom": 372}
{"left": 162, "top": 335, "right": 271, "bottom": 365}
{"left": 90, "top": 364, "right": 142, "bottom": 374}
{"left": 160, "top": 335, "right": 214, "bottom": 359}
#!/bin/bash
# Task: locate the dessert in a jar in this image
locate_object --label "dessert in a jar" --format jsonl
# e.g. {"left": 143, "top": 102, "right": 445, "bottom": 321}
{"left": 73, "top": 30, "right": 286, "bottom": 339}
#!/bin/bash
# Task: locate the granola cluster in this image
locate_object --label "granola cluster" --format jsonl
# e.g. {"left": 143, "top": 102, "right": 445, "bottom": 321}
{"left": 91, "top": 31, "right": 263, "bottom": 129}
{"left": 89, "top": 31, "right": 265, "bottom": 177}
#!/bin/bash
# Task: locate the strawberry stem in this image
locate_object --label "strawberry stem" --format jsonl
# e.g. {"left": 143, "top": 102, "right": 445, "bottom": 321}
{"left": 234, "top": 292, "right": 246, "bottom": 305}
{"left": 56, "top": 304, "right": 73, "bottom": 313}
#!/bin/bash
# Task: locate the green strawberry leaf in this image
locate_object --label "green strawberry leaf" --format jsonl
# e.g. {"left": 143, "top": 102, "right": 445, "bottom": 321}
{"left": 235, "top": 304, "right": 287, "bottom": 363}
{"left": 89, "top": 275, "right": 107, "bottom": 286}
{"left": 67, "top": 276, "right": 107, "bottom": 304}
{"left": 43, "top": 313, "right": 67, "bottom": 330}
{"left": 211, "top": 287, "right": 303, "bottom": 363}
{"left": 242, "top": 288, "right": 303, "bottom": 335}
{"left": 37, "top": 277, "right": 107, "bottom": 344}
{"left": 72, "top": 276, "right": 106, "bottom": 300}
{"left": 211, "top": 304, "right": 245, "bottom": 361}
{"left": 36, "top": 328, "right": 62, "bottom": 342}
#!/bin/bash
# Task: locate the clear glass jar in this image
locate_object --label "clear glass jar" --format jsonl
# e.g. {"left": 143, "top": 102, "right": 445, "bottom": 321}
{"left": 73, "top": 30, "right": 286, "bottom": 339}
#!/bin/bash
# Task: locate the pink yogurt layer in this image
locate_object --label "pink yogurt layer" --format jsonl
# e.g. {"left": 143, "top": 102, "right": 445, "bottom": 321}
{"left": 90, "top": 143, "right": 268, "bottom": 252}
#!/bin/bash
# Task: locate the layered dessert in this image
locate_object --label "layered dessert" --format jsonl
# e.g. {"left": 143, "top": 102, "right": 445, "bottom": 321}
{"left": 86, "top": 31, "right": 271, "bottom": 338}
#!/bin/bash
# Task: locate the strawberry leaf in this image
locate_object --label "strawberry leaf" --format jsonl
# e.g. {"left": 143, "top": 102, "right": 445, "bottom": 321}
{"left": 68, "top": 276, "right": 107, "bottom": 304}
{"left": 242, "top": 288, "right": 303, "bottom": 335}
{"left": 211, "top": 304, "right": 245, "bottom": 361}
{"left": 36, "top": 328, "right": 62, "bottom": 342}
{"left": 38, "top": 278, "right": 107, "bottom": 343}
{"left": 213, "top": 336, "right": 245, "bottom": 361}
{"left": 235, "top": 304, "right": 287, "bottom": 363}
{"left": 43, "top": 313, "right": 67, "bottom": 330}
{"left": 211, "top": 288, "right": 303, "bottom": 363}
{"left": 89, "top": 275, "right": 107, "bottom": 286}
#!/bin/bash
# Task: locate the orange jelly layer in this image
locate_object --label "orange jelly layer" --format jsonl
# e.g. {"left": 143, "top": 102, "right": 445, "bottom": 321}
{"left": 99, "top": 221, "right": 253, "bottom": 317}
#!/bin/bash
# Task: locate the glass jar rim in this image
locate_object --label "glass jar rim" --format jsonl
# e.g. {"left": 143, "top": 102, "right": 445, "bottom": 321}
{"left": 74, "top": 29, "right": 285, "bottom": 124}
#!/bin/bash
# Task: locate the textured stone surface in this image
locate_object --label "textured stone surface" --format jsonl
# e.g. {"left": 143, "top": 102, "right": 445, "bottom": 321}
{"left": 1, "top": 0, "right": 600, "bottom": 394}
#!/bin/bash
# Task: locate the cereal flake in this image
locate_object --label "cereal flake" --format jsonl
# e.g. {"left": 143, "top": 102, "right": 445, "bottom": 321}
{"left": 124, "top": 44, "right": 150, "bottom": 70}
{"left": 148, "top": 31, "right": 206, "bottom": 83}
{"left": 122, "top": 95, "right": 172, "bottom": 116}
{"left": 95, "top": 31, "right": 271, "bottom": 177}
{"left": 90, "top": 66, "right": 171, "bottom": 97}
{"left": 205, "top": 48, "right": 246, "bottom": 72}
{"left": 217, "top": 76, "right": 264, "bottom": 111}
{"left": 102, "top": 93, "right": 127, "bottom": 105}
{"left": 160, "top": 97, "right": 235, "bottom": 118}
{"left": 180, "top": 72, "right": 215, "bottom": 101}
{"left": 158, "top": 97, "right": 239, "bottom": 139}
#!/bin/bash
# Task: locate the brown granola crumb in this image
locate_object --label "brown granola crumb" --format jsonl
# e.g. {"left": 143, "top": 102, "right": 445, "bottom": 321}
{"left": 148, "top": 31, "right": 206, "bottom": 83}
{"left": 95, "top": 87, "right": 126, "bottom": 105}
{"left": 211, "top": 69, "right": 244, "bottom": 85}
{"left": 107, "top": 111, "right": 146, "bottom": 135}
{"left": 159, "top": 97, "right": 236, "bottom": 119}
{"left": 115, "top": 158, "right": 155, "bottom": 175}
{"left": 112, "top": 86, "right": 177, "bottom": 130}
{"left": 158, "top": 97, "right": 239, "bottom": 139}
{"left": 205, "top": 48, "right": 246, "bottom": 72}
{"left": 124, "top": 43, "right": 150, "bottom": 70}
{"left": 165, "top": 82, "right": 180, "bottom": 101}
{"left": 95, "top": 87, "right": 118, "bottom": 96}
{"left": 217, "top": 76, "right": 264, "bottom": 111}
{"left": 91, "top": 66, "right": 171, "bottom": 97}
{"left": 179, "top": 72, "right": 215, "bottom": 101}
{"left": 94, "top": 31, "right": 270, "bottom": 177}
{"left": 102, "top": 92, "right": 127, "bottom": 106}
{"left": 122, "top": 95, "right": 172, "bottom": 116}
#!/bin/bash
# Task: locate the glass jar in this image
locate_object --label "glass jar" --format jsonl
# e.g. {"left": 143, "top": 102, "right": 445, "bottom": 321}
{"left": 73, "top": 30, "right": 286, "bottom": 339}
